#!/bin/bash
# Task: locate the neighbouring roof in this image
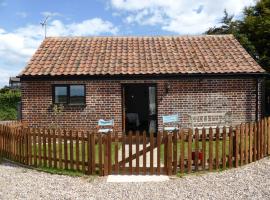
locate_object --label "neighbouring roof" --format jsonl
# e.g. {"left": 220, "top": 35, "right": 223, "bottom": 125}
{"left": 20, "top": 35, "right": 265, "bottom": 77}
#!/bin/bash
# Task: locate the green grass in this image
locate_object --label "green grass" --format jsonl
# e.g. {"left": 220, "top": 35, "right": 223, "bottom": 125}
{"left": 31, "top": 142, "right": 121, "bottom": 170}
{"left": 160, "top": 137, "right": 230, "bottom": 164}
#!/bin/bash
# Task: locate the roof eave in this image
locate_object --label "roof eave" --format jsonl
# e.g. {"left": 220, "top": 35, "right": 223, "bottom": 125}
{"left": 18, "top": 72, "right": 269, "bottom": 81}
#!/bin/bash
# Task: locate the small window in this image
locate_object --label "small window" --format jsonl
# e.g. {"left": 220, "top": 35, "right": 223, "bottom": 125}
{"left": 53, "top": 85, "right": 85, "bottom": 105}
{"left": 70, "top": 85, "right": 85, "bottom": 105}
{"left": 54, "top": 86, "right": 68, "bottom": 104}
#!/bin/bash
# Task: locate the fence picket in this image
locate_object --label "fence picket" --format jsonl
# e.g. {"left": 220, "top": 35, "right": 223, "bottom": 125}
{"left": 75, "top": 131, "right": 79, "bottom": 171}
{"left": 33, "top": 128, "right": 37, "bottom": 167}
{"left": 122, "top": 133, "right": 126, "bottom": 175}
{"left": 215, "top": 127, "right": 220, "bottom": 170}
{"left": 128, "top": 131, "right": 132, "bottom": 174}
{"left": 143, "top": 131, "right": 146, "bottom": 175}
{"left": 209, "top": 128, "right": 213, "bottom": 171}
{"left": 202, "top": 128, "right": 206, "bottom": 170}
{"left": 108, "top": 132, "right": 112, "bottom": 175}
{"left": 249, "top": 123, "right": 253, "bottom": 163}
{"left": 187, "top": 129, "right": 192, "bottom": 173}
{"left": 240, "top": 124, "right": 244, "bottom": 166}
{"left": 157, "top": 132, "right": 161, "bottom": 175}
{"left": 254, "top": 123, "right": 257, "bottom": 161}
{"left": 268, "top": 117, "right": 270, "bottom": 155}
{"left": 195, "top": 128, "right": 199, "bottom": 171}
{"left": 43, "top": 129, "right": 47, "bottom": 167}
{"left": 180, "top": 130, "right": 185, "bottom": 173}
{"left": 69, "top": 130, "right": 74, "bottom": 170}
{"left": 136, "top": 131, "right": 140, "bottom": 175}
{"left": 53, "top": 129, "right": 57, "bottom": 168}
{"left": 235, "top": 126, "right": 239, "bottom": 168}
{"left": 263, "top": 118, "right": 268, "bottom": 157}
{"left": 115, "top": 132, "right": 119, "bottom": 174}
{"left": 63, "top": 130, "right": 68, "bottom": 170}
{"left": 98, "top": 133, "right": 103, "bottom": 175}
{"left": 88, "top": 132, "right": 93, "bottom": 175}
{"left": 58, "top": 129, "right": 63, "bottom": 169}
{"left": 258, "top": 121, "right": 261, "bottom": 160}
{"left": 167, "top": 133, "right": 172, "bottom": 176}
{"left": 262, "top": 119, "right": 265, "bottom": 157}
{"left": 150, "top": 132, "right": 155, "bottom": 175}
{"left": 28, "top": 128, "right": 32, "bottom": 166}
{"left": 163, "top": 132, "right": 167, "bottom": 174}
{"left": 81, "top": 131, "right": 86, "bottom": 173}
{"left": 228, "top": 127, "right": 233, "bottom": 168}
{"left": 245, "top": 123, "right": 249, "bottom": 164}
{"left": 48, "top": 129, "right": 52, "bottom": 168}
{"left": 103, "top": 133, "right": 108, "bottom": 176}
{"left": 222, "top": 127, "right": 226, "bottom": 170}
{"left": 91, "top": 132, "right": 96, "bottom": 175}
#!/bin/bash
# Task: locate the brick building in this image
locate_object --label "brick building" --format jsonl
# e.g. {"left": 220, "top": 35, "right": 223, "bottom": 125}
{"left": 19, "top": 35, "right": 266, "bottom": 133}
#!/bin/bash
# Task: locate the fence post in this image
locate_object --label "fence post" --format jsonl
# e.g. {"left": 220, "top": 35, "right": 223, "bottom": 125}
{"left": 222, "top": 126, "right": 226, "bottom": 170}
{"left": 167, "top": 133, "right": 172, "bottom": 176}
{"left": 187, "top": 129, "right": 192, "bottom": 173}
{"left": 268, "top": 117, "right": 270, "bottom": 155}
{"left": 228, "top": 126, "right": 233, "bottom": 168}
{"left": 209, "top": 127, "right": 213, "bottom": 171}
{"left": 249, "top": 122, "right": 253, "bottom": 163}
{"left": 180, "top": 129, "right": 185, "bottom": 173}
{"left": 215, "top": 127, "right": 220, "bottom": 170}
{"left": 235, "top": 126, "right": 239, "bottom": 168}
{"left": 194, "top": 128, "right": 199, "bottom": 171}
{"left": 103, "top": 133, "right": 108, "bottom": 176}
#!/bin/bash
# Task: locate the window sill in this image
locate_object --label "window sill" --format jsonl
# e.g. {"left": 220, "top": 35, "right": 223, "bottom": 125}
{"left": 68, "top": 104, "right": 86, "bottom": 106}
{"left": 53, "top": 103, "right": 86, "bottom": 107}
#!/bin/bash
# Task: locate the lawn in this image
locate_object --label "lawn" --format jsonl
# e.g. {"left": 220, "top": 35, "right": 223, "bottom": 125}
{"left": 31, "top": 142, "right": 121, "bottom": 171}
{"left": 160, "top": 137, "right": 231, "bottom": 164}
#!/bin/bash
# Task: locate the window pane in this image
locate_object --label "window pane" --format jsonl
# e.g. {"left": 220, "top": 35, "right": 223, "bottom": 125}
{"left": 55, "top": 86, "right": 67, "bottom": 104}
{"left": 70, "top": 85, "right": 85, "bottom": 105}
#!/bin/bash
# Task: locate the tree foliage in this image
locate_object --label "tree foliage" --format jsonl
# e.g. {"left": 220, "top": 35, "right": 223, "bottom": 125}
{"left": 0, "top": 88, "right": 21, "bottom": 120}
{"left": 206, "top": 0, "right": 270, "bottom": 70}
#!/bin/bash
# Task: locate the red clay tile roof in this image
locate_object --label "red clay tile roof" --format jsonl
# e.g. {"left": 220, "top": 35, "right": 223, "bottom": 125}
{"left": 20, "top": 35, "right": 265, "bottom": 77}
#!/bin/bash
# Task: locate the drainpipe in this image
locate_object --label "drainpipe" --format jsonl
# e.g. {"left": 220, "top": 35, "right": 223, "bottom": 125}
{"left": 255, "top": 78, "right": 258, "bottom": 121}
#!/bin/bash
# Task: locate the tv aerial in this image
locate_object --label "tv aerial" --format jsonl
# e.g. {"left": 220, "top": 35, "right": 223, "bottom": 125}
{"left": 40, "top": 16, "right": 49, "bottom": 38}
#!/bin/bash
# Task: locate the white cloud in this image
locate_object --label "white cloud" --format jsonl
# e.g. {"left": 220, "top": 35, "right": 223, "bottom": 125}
{"left": 0, "top": 18, "right": 118, "bottom": 87}
{"left": 110, "top": 0, "right": 256, "bottom": 34}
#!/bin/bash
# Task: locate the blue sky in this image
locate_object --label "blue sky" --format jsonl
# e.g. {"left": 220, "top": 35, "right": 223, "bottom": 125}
{"left": 0, "top": 0, "right": 255, "bottom": 87}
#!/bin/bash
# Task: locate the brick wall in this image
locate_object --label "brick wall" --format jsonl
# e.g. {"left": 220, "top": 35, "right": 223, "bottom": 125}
{"left": 21, "top": 78, "right": 261, "bottom": 132}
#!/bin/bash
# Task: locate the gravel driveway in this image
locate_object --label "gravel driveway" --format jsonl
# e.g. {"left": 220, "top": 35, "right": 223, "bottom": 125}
{"left": 1, "top": 158, "right": 270, "bottom": 200}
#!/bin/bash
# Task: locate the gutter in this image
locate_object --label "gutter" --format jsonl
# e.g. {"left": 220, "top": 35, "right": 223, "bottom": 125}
{"left": 18, "top": 72, "right": 269, "bottom": 81}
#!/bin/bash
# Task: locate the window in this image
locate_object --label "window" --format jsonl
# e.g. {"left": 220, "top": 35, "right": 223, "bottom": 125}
{"left": 54, "top": 86, "right": 68, "bottom": 104}
{"left": 53, "top": 85, "right": 85, "bottom": 105}
{"left": 70, "top": 85, "right": 85, "bottom": 105}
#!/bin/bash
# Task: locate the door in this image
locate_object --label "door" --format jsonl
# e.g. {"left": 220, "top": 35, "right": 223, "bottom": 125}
{"left": 122, "top": 84, "right": 157, "bottom": 134}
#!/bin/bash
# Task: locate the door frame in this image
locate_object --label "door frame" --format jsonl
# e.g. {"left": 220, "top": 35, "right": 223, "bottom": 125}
{"left": 121, "top": 83, "right": 158, "bottom": 134}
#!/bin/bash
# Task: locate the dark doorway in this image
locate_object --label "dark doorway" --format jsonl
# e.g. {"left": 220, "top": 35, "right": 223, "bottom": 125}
{"left": 122, "top": 84, "right": 157, "bottom": 134}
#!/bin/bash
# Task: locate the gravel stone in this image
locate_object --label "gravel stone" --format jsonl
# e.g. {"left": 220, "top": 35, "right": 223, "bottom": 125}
{"left": 0, "top": 158, "right": 270, "bottom": 199}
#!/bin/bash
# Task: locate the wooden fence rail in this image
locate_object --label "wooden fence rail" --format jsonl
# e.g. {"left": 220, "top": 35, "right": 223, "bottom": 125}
{"left": 0, "top": 117, "right": 270, "bottom": 176}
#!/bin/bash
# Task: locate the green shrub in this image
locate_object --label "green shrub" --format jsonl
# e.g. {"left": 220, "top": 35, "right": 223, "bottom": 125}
{"left": 0, "top": 89, "right": 21, "bottom": 120}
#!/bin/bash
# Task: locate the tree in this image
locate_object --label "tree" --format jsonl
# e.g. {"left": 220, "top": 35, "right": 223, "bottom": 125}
{"left": 206, "top": 10, "right": 239, "bottom": 35}
{"left": 206, "top": 0, "right": 270, "bottom": 70}
{"left": 241, "top": 0, "right": 270, "bottom": 68}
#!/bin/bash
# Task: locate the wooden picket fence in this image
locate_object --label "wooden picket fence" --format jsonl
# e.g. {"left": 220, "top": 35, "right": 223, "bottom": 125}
{"left": 0, "top": 117, "right": 270, "bottom": 176}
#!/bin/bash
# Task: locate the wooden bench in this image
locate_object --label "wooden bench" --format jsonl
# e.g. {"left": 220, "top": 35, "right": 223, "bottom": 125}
{"left": 187, "top": 112, "right": 232, "bottom": 133}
